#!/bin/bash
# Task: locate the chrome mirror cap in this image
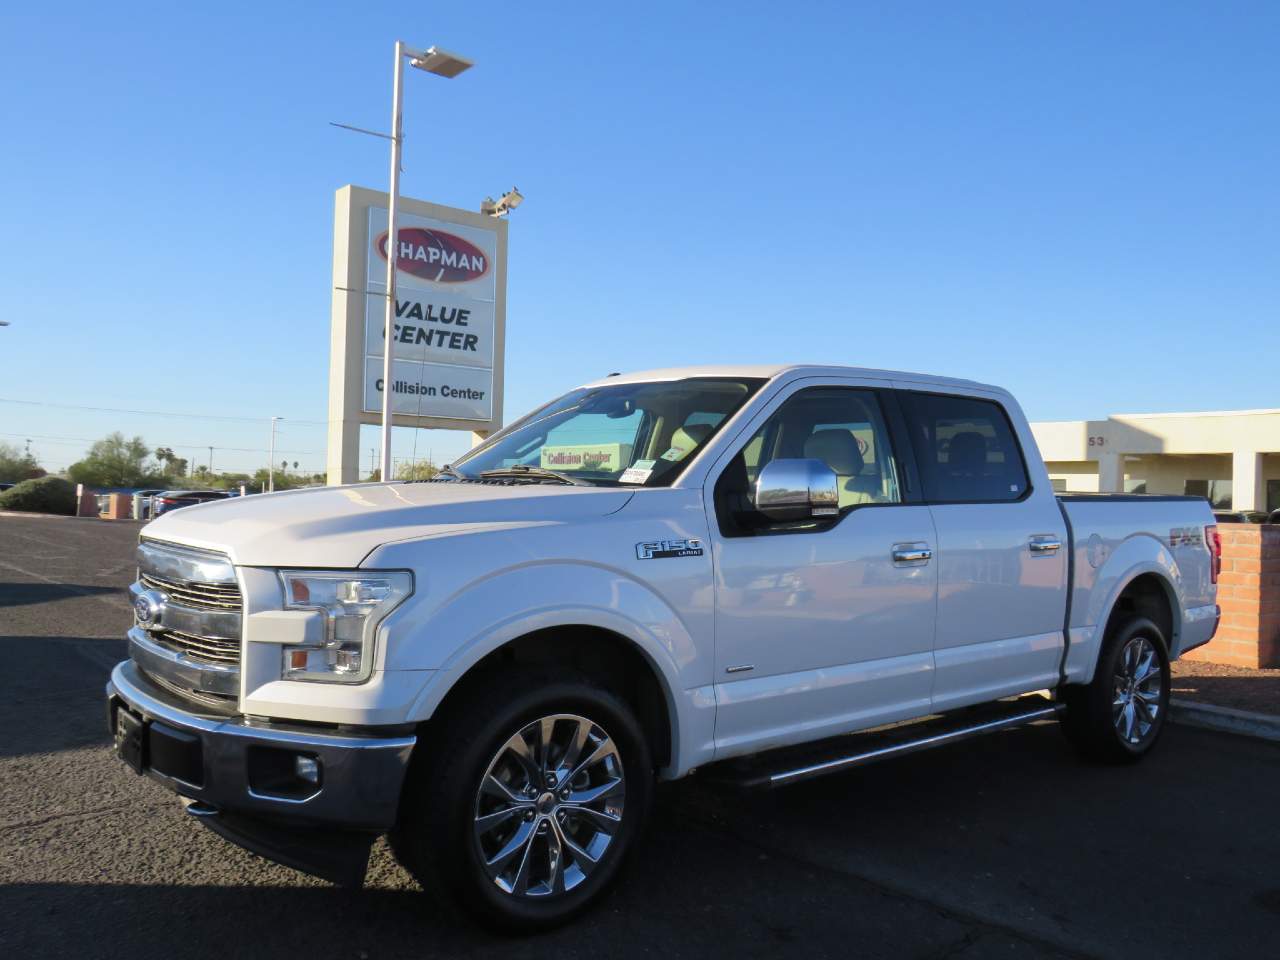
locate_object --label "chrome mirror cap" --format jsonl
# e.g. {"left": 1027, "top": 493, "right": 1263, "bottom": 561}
{"left": 754, "top": 458, "right": 839, "bottom": 522}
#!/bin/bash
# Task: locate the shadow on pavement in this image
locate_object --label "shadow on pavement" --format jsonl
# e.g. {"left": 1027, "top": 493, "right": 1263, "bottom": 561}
{"left": 0, "top": 826, "right": 1059, "bottom": 960}
{"left": 0, "top": 582, "right": 122, "bottom": 607}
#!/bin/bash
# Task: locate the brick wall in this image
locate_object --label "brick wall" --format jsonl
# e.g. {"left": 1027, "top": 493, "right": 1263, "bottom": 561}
{"left": 1183, "top": 523, "right": 1280, "bottom": 668}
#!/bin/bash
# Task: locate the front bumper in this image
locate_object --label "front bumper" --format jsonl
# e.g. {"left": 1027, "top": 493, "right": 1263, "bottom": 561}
{"left": 107, "top": 658, "right": 416, "bottom": 835}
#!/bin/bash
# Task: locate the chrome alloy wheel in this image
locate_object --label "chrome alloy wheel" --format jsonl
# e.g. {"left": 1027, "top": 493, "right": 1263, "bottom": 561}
{"left": 1112, "top": 636, "right": 1163, "bottom": 744}
{"left": 473, "top": 713, "right": 625, "bottom": 898}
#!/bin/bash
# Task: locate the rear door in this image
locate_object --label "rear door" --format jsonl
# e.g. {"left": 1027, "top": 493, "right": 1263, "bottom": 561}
{"left": 895, "top": 388, "right": 1068, "bottom": 710}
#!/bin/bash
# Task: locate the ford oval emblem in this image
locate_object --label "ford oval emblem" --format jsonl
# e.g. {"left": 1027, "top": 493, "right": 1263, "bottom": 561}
{"left": 376, "top": 227, "right": 489, "bottom": 284}
{"left": 134, "top": 590, "right": 165, "bottom": 630}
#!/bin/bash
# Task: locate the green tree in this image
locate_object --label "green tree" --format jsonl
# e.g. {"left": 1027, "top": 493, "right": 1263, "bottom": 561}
{"left": 152, "top": 447, "right": 188, "bottom": 481}
{"left": 250, "top": 467, "right": 315, "bottom": 491}
{"left": 0, "top": 476, "right": 76, "bottom": 514}
{"left": 67, "top": 433, "right": 165, "bottom": 487}
{"left": 0, "top": 442, "right": 43, "bottom": 482}
{"left": 395, "top": 460, "right": 439, "bottom": 481}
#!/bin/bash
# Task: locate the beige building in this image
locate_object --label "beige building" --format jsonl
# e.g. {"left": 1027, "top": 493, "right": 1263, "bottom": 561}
{"left": 1031, "top": 409, "right": 1280, "bottom": 513}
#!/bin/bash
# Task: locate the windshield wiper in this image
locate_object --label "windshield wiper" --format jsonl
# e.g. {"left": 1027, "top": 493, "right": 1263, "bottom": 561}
{"left": 479, "top": 465, "right": 591, "bottom": 487}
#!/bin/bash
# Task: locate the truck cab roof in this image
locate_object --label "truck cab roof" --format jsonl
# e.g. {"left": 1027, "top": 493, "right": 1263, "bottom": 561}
{"left": 581, "top": 364, "right": 1002, "bottom": 394}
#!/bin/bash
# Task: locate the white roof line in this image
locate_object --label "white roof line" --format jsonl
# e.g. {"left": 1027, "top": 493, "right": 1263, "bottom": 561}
{"left": 581, "top": 364, "right": 1003, "bottom": 393}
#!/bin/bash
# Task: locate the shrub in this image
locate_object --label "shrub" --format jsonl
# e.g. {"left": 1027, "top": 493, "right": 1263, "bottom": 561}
{"left": 0, "top": 476, "right": 78, "bottom": 515}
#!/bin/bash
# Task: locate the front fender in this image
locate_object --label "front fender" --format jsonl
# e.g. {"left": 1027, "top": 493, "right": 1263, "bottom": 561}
{"left": 396, "top": 561, "right": 715, "bottom": 778}
{"left": 1064, "top": 533, "right": 1183, "bottom": 685}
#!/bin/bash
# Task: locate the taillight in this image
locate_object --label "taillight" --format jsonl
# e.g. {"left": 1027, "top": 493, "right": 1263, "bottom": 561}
{"left": 1205, "top": 524, "right": 1221, "bottom": 583}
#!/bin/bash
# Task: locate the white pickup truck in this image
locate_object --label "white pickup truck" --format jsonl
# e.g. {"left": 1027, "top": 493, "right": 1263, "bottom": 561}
{"left": 108, "top": 364, "right": 1220, "bottom": 929}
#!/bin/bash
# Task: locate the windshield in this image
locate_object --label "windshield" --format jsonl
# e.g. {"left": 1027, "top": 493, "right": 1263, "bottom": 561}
{"left": 450, "top": 377, "right": 765, "bottom": 487}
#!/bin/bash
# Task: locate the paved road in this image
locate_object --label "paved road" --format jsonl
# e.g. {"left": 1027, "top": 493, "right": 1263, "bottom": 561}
{"left": 2, "top": 513, "right": 1278, "bottom": 960}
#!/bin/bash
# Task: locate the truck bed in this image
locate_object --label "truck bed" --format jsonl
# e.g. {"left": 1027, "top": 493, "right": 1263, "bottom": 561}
{"left": 1055, "top": 491, "right": 1217, "bottom": 682}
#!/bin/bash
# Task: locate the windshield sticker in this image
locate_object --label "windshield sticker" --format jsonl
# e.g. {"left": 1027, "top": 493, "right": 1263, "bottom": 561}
{"left": 619, "top": 460, "right": 656, "bottom": 485}
{"left": 660, "top": 447, "right": 686, "bottom": 462}
{"left": 540, "top": 443, "right": 633, "bottom": 472}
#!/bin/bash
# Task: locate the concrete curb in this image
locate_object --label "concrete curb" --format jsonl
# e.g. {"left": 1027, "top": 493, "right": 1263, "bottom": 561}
{"left": 1170, "top": 698, "right": 1280, "bottom": 744}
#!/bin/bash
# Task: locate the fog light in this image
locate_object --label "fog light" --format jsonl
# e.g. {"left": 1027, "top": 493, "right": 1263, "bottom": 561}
{"left": 248, "top": 747, "right": 323, "bottom": 799}
{"left": 295, "top": 755, "right": 321, "bottom": 785}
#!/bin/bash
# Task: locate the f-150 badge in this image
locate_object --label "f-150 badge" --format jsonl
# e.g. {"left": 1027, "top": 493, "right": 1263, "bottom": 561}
{"left": 636, "top": 538, "right": 703, "bottom": 560}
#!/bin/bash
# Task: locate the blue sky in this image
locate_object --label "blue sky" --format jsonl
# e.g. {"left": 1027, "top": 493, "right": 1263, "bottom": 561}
{"left": 1, "top": 2, "right": 1277, "bottom": 476}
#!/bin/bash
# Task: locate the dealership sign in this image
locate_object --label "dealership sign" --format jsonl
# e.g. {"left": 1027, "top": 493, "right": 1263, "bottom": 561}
{"left": 326, "top": 186, "right": 508, "bottom": 485}
{"left": 375, "top": 227, "right": 490, "bottom": 283}
{"left": 364, "top": 208, "right": 498, "bottom": 421}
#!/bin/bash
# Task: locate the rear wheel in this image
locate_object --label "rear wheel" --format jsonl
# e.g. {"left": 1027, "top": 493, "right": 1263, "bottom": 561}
{"left": 393, "top": 671, "right": 653, "bottom": 931}
{"left": 1060, "top": 616, "right": 1170, "bottom": 763}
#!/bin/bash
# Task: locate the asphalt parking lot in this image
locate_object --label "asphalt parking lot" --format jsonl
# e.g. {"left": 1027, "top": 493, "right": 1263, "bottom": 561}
{"left": 2, "top": 513, "right": 1279, "bottom": 960}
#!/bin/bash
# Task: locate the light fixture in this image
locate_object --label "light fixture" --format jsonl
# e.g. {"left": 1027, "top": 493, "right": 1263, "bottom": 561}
{"left": 481, "top": 187, "right": 523, "bottom": 218}
{"left": 410, "top": 46, "right": 474, "bottom": 78}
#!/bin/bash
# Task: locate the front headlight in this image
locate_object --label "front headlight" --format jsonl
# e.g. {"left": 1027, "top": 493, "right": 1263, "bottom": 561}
{"left": 278, "top": 570, "right": 413, "bottom": 683}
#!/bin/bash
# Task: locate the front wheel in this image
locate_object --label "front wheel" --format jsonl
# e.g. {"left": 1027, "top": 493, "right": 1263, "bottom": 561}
{"left": 1060, "top": 616, "right": 1171, "bottom": 763}
{"left": 393, "top": 672, "right": 653, "bottom": 931}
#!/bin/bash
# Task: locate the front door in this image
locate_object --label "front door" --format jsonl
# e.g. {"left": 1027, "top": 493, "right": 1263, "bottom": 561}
{"left": 705, "top": 381, "right": 939, "bottom": 758}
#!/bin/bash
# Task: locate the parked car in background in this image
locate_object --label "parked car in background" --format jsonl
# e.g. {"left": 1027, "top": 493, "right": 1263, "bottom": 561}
{"left": 131, "top": 489, "right": 167, "bottom": 521}
{"left": 0, "top": 482, "right": 15, "bottom": 493}
{"left": 149, "top": 490, "right": 231, "bottom": 517}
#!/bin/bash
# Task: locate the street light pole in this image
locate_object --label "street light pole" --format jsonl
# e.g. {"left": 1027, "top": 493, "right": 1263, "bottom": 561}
{"left": 269, "top": 417, "right": 283, "bottom": 492}
{"left": 378, "top": 40, "right": 407, "bottom": 485}
{"left": 377, "top": 42, "right": 474, "bottom": 484}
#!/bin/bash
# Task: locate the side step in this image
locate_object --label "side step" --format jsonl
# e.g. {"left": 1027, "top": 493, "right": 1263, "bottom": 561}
{"left": 705, "top": 695, "right": 1064, "bottom": 789}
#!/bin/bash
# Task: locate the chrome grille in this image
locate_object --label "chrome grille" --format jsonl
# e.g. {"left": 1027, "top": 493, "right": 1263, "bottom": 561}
{"left": 159, "top": 628, "right": 241, "bottom": 664}
{"left": 133, "top": 540, "right": 243, "bottom": 676}
{"left": 139, "top": 572, "right": 242, "bottom": 611}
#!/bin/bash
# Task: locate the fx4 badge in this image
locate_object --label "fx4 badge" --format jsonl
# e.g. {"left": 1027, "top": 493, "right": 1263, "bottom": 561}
{"left": 636, "top": 538, "right": 703, "bottom": 560}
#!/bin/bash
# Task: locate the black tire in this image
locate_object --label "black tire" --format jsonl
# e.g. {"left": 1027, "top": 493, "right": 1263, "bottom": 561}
{"left": 392, "top": 668, "right": 653, "bottom": 931}
{"left": 1060, "top": 616, "right": 1171, "bottom": 763}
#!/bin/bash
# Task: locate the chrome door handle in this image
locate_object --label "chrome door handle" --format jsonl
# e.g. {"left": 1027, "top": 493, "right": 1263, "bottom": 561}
{"left": 892, "top": 543, "right": 933, "bottom": 565}
{"left": 1029, "top": 535, "right": 1062, "bottom": 554}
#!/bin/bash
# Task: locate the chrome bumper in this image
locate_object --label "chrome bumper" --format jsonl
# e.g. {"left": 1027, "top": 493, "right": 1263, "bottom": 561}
{"left": 106, "top": 659, "right": 415, "bottom": 831}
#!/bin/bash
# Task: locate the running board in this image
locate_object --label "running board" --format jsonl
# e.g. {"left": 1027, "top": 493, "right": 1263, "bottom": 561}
{"left": 706, "top": 696, "right": 1064, "bottom": 790}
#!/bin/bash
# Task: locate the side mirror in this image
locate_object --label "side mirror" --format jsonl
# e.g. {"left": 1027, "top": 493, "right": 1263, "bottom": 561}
{"left": 754, "top": 458, "right": 840, "bottom": 522}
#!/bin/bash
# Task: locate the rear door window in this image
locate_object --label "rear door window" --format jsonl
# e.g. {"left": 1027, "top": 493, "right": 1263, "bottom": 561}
{"left": 899, "top": 393, "right": 1030, "bottom": 503}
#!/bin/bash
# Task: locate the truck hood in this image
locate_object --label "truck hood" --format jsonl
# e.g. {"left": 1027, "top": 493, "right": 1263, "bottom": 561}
{"left": 141, "top": 481, "right": 635, "bottom": 567}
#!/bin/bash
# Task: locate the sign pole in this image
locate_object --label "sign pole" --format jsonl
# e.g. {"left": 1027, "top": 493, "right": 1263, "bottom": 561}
{"left": 380, "top": 41, "right": 406, "bottom": 483}
{"left": 268, "top": 417, "right": 282, "bottom": 492}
